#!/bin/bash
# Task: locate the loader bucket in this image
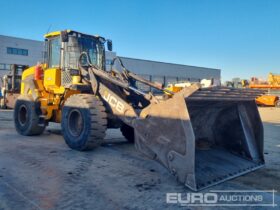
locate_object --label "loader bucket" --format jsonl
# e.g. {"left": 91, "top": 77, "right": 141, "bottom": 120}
{"left": 133, "top": 84, "right": 265, "bottom": 191}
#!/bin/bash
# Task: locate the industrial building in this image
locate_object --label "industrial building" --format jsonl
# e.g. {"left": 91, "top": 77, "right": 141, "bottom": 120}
{"left": 0, "top": 34, "right": 221, "bottom": 88}
{"left": 0, "top": 35, "right": 44, "bottom": 78}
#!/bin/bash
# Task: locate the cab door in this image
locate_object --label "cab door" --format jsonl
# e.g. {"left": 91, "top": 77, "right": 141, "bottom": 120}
{"left": 44, "top": 37, "right": 64, "bottom": 94}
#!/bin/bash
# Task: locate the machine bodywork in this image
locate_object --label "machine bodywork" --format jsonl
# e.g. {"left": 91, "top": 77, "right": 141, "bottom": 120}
{"left": 14, "top": 30, "right": 265, "bottom": 191}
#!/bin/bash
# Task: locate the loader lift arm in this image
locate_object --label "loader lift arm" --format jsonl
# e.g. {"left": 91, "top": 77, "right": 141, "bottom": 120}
{"left": 79, "top": 52, "right": 265, "bottom": 191}
{"left": 78, "top": 52, "right": 172, "bottom": 123}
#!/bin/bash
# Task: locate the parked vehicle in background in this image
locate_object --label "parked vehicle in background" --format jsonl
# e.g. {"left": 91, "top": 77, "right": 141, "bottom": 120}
{"left": 225, "top": 74, "right": 280, "bottom": 107}
{"left": 249, "top": 73, "right": 280, "bottom": 107}
{"left": 0, "top": 64, "right": 28, "bottom": 109}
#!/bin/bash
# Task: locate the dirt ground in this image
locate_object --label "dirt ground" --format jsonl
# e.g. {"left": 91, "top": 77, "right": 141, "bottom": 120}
{"left": 0, "top": 108, "right": 279, "bottom": 210}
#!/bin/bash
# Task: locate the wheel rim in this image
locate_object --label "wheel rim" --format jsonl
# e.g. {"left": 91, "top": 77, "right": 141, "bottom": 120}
{"left": 18, "top": 104, "right": 27, "bottom": 126}
{"left": 68, "top": 109, "right": 84, "bottom": 137}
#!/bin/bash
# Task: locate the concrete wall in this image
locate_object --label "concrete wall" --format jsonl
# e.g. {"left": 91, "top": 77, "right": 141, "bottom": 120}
{"left": 116, "top": 57, "right": 221, "bottom": 92}
{"left": 119, "top": 56, "right": 220, "bottom": 82}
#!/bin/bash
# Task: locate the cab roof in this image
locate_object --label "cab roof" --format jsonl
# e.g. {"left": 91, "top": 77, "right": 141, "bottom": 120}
{"left": 44, "top": 30, "right": 103, "bottom": 39}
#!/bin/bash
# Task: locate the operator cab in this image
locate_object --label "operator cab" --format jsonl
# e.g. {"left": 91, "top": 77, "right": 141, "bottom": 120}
{"left": 44, "top": 30, "right": 112, "bottom": 86}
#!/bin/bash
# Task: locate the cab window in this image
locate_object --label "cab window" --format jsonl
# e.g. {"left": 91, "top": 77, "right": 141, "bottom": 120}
{"left": 49, "top": 38, "right": 61, "bottom": 68}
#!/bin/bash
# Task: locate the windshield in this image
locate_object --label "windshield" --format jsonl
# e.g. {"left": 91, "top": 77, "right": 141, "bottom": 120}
{"left": 64, "top": 34, "right": 104, "bottom": 70}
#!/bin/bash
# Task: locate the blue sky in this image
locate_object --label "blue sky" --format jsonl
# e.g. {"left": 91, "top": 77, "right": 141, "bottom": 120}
{"left": 0, "top": 0, "right": 279, "bottom": 81}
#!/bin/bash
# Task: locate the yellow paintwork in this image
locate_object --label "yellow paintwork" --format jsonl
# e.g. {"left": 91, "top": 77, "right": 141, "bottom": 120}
{"left": 21, "top": 66, "right": 35, "bottom": 95}
{"left": 268, "top": 73, "right": 280, "bottom": 86}
{"left": 44, "top": 30, "right": 71, "bottom": 38}
{"left": 44, "top": 30, "right": 101, "bottom": 39}
{"left": 72, "top": 75, "right": 81, "bottom": 84}
{"left": 165, "top": 84, "right": 183, "bottom": 93}
{"left": 20, "top": 63, "right": 80, "bottom": 122}
{"left": 43, "top": 68, "right": 65, "bottom": 94}
{"left": 164, "top": 83, "right": 188, "bottom": 96}
{"left": 256, "top": 95, "right": 279, "bottom": 106}
{"left": 44, "top": 68, "right": 61, "bottom": 87}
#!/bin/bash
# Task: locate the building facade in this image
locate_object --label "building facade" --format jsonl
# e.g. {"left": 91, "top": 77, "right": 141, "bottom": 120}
{"left": 0, "top": 35, "right": 221, "bottom": 88}
{"left": 0, "top": 35, "right": 44, "bottom": 78}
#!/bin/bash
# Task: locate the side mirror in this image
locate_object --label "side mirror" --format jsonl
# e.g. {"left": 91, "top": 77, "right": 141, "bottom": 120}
{"left": 107, "top": 39, "right": 113, "bottom": 51}
{"left": 61, "top": 30, "right": 69, "bottom": 42}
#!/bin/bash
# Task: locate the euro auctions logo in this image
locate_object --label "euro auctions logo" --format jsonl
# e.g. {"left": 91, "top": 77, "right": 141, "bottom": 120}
{"left": 167, "top": 192, "right": 218, "bottom": 205}
{"left": 166, "top": 190, "right": 278, "bottom": 207}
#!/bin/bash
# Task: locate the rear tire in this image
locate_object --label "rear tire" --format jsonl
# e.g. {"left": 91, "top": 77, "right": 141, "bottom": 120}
{"left": 120, "top": 123, "right": 134, "bottom": 143}
{"left": 62, "top": 94, "right": 107, "bottom": 151}
{"left": 275, "top": 100, "right": 280, "bottom": 108}
{"left": 14, "top": 95, "right": 45, "bottom": 135}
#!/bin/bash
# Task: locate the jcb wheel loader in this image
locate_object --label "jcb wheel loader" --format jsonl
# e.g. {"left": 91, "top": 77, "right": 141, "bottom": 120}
{"left": 14, "top": 30, "right": 265, "bottom": 191}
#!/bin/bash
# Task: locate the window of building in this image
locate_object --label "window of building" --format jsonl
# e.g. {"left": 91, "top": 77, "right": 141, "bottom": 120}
{"left": 0, "top": 63, "right": 11, "bottom": 70}
{"left": 7, "top": 48, "right": 12, "bottom": 54}
{"left": 0, "top": 63, "right": 5, "bottom": 70}
{"left": 23, "top": 50, "right": 28, "bottom": 56}
{"left": 7, "top": 47, "right": 28, "bottom": 56}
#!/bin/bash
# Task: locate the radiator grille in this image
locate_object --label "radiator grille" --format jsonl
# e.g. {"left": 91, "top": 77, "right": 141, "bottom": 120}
{"left": 62, "top": 70, "right": 72, "bottom": 87}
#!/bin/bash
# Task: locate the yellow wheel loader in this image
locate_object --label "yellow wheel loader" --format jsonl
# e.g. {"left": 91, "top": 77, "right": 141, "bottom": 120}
{"left": 14, "top": 30, "right": 265, "bottom": 191}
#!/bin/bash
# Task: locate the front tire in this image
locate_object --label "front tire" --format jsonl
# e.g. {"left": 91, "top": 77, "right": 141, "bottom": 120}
{"left": 61, "top": 94, "right": 107, "bottom": 151}
{"left": 14, "top": 95, "right": 45, "bottom": 135}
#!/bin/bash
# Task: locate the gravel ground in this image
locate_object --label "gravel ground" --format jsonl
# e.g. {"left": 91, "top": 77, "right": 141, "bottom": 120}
{"left": 0, "top": 108, "right": 279, "bottom": 210}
